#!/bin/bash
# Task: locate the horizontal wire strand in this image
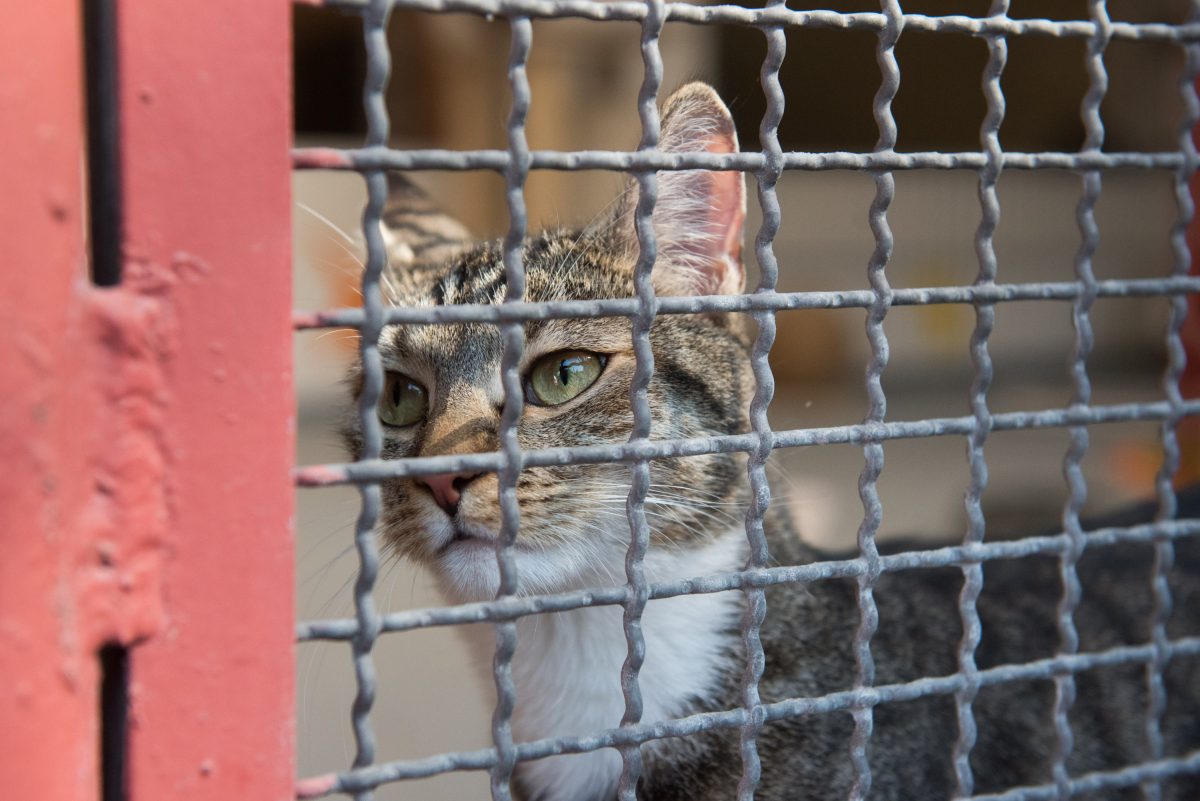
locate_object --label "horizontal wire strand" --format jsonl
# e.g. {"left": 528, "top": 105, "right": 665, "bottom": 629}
{"left": 293, "top": 146, "right": 1187, "bottom": 173}
{"left": 297, "top": 521, "right": 1200, "bottom": 641}
{"left": 295, "top": 398, "right": 1200, "bottom": 486}
{"left": 304, "top": 0, "right": 1200, "bottom": 42}
{"left": 294, "top": 277, "right": 1200, "bottom": 330}
{"left": 294, "top": 692, "right": 1200, "bottom": 796}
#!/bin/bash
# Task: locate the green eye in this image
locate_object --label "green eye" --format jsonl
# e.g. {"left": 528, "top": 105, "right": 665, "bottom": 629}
{"left": 527, "top": 351, "right": 606, "bottom": 407}
{"left": 378, "top": 373, "right": 428, "bottom": 427}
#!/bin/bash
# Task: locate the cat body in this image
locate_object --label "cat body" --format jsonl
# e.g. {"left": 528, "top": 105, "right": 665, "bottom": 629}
{"left": 640, "top": 521, "right": 1200, "bottom": 801}
{"left": 344, "top": 83, "right": 1200, "bottom": 800}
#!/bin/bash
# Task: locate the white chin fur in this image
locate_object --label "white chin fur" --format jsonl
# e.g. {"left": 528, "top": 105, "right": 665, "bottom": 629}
{"left": 435, "top": 527, "right": 747, "bottom": 801}
{"left": 434, "top": 536, "right": 605, "bottom": 602}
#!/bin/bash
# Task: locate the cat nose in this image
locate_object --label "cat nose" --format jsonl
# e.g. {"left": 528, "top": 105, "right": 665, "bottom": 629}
{"left": 415, "top": 471, "right": 483, "bottom": 515}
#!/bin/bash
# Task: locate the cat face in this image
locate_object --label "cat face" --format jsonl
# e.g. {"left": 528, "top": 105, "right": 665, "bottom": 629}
{"left": 344, "top": 84, "right": 755, "bottom": 600}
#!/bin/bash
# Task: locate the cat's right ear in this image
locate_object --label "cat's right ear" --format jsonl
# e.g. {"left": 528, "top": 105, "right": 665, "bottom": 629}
{"left": 380, "top": 173, "right": 473, "bottom": 266}
{"left": 603, "top": 83, "right": 747, "bottom": 298}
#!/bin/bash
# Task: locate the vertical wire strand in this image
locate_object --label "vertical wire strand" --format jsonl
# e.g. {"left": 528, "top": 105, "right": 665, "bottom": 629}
{"left": 952, "top": 2, "right": 1007, "bottom": 797}
{"left": 1144, "top": 6, "right": 1200, "bottom": 800}
{"left": 734, "top": 11, "right": 786, "bottom": 801}
{"left": 489, "top": 16, "right": 532, "bottom": 801}
{"left": 1052, "top": 3, "right": 1109, "bottom": 798}
{"left": 848, "top": 3, "right": 902, "bottom": 799}
{"left": 615, "top": 1, "right": 663, "bottom": 797}
{"left": 348, "top": 2, "right": 394, "bottom": 799}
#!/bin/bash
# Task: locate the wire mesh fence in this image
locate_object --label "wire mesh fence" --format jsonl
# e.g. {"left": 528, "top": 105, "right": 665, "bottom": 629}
{"left": 292, "top": 2, "right": 1200, "bottom": 799}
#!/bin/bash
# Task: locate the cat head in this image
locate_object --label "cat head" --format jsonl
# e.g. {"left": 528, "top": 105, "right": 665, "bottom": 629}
{"left": 344, "top": 83, "right": 755, "bottom": 600}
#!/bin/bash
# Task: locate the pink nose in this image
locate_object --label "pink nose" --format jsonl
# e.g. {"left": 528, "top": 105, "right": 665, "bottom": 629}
{"left": 415, "top": 471, "right": 483, "bottom": 515}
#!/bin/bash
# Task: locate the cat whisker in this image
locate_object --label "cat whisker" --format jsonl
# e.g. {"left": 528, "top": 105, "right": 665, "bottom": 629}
{"left": 584, "top": 492, "right": 745, "bottom": 527}
{"left": 315, "top": 257, "right": 366, "bottom": 281}
{"left": 314, "top": 329, "right": 362, "bottom": 344}
{"left": 577, "top": 505, "right": 712, "bottom": 554}
{"left": 296, "top": 202, "right": 404, "bottom": 305}
{"left": 304, "top": 556, "right": 361, "bottom": 624}
{"left": 379, "top": 549, "right": 407, "bottom": 614}
{"left": 379, "top": 271, "right": 401, "bottom": 306}
{"left": 582, "top": 478, "right": 745, "bottom": 504}
{"left": 297, "top": 201, "right": 360, "bottom": 247}
{"left": 314, "top": 226, "right": 369, "bottom": 272}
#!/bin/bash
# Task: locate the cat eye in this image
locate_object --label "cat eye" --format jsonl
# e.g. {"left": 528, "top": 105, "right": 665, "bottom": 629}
{"left": 526, "top": 351, "right": 606, "bottom": 407}
{"left": 378, "top": 372, "right": 428, "bottom": 427}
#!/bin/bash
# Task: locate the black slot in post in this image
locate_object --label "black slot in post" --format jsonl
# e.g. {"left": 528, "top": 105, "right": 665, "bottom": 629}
{"left": 99, "top": 644, "right": 129, "bottom": 801}
{"left": 83, "top": 0, "right": 123, "bottom": 286}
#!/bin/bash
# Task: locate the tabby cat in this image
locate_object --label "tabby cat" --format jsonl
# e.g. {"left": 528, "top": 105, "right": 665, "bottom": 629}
{"left": 343, "top": 83, "right": 1200, "bottom": 801}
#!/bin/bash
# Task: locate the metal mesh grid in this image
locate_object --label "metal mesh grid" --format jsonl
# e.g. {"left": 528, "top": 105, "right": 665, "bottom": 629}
{"left": 293, "top": 2, "right": 1200, "bottom": 800}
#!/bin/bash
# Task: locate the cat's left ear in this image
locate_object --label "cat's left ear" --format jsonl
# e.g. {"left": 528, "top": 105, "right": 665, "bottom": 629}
{"left": 381, "top": 173, "right": 474, "bottom": 265}
{"left": 609, "top": 83, "right": 746, "bottom": 296}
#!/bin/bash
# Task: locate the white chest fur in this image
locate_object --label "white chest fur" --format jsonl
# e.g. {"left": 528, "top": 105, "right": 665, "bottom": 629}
{"left": 463, "top": 530, "right": 746, "bottom": 801}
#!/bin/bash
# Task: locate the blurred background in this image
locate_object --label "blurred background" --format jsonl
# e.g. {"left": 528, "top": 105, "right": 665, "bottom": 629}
{"left": 292, "top": 2, "right": 1198, "bottom": 797}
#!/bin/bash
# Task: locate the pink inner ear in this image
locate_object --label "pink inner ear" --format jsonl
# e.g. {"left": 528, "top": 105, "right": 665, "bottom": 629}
{"left": 714, "top": 169, "right": 745, "bottom": 266}
{"left": 669, "top": 166, "right": 744, "bottom": 294}
{"left": 698, "top": 133, "right": 745, "bottom": 294}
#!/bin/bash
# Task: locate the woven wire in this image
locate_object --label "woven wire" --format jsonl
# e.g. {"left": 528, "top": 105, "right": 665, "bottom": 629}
{"left": 1049, "top": 3, "right": 1110, "bottom": 797}
{"left": 951, "top": 1, "right": 1008, "bottom": 795}
{"left": 734, "top": 2, "right": 786, "bottom": 798}
{"left": 342, "top": 3, "right": 393, "bottom": 799}
{"left": 614, "top": 1, "right": 663, "bottom": 796}
{"left": 294, "top": 2, "right": 1200, "bottom": 800}
{"left": 484, "top": 15, "right": 533, "bottom": 801}
{"left": 845, "top": 3, "right": 901, "bottom": 797}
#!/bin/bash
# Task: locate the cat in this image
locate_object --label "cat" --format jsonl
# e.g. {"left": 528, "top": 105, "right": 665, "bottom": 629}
{"left": 342, "top": 83, "right": 1200, "bottom": 801}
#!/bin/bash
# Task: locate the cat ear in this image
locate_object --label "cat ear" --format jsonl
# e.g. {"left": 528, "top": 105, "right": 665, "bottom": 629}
{"left": 608, "top": 83, "right": 746, "bottom": 296}
{"left": 380, "top": 173, "right": 473, "bottom": 265}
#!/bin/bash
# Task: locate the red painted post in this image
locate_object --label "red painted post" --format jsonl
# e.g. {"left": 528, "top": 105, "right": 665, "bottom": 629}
{"left": 0, "top": 3, "right": 295, "bottom": 801}
{"left": 0, "top": 6, "right": 95, "bottom": 800}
